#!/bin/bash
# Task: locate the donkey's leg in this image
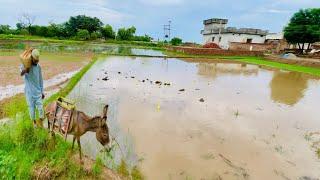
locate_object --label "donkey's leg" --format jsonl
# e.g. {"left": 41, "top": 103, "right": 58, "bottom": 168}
{"left": 77, "top": 137, "right": 83, "bottom": 163}
{"left": 72, "top": 136, "right": 76, "bottom": 150}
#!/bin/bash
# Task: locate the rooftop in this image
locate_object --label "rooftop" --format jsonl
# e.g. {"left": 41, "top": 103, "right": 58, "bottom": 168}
{"left": 203, "top": 18, "right": 228, "bottom": 25}
{"left": 202, "top": 27, "right": 268, "bottom": 36}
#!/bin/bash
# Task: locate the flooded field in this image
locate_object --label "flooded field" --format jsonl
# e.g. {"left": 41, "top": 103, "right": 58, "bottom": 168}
{"left": 68, "top": 56, "right": 320, "bottom": 179}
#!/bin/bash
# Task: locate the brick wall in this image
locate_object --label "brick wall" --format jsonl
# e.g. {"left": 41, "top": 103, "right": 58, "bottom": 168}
{"left": 229, "top": 42, "right": 275, "bottom": 52}
{"left": 168, "top": 46, "right": 263, "bottom": 56}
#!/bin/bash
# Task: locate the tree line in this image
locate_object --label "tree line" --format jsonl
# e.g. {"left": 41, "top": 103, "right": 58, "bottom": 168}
{"left": 0, "top": 15, "right": 152, "bottom": 42}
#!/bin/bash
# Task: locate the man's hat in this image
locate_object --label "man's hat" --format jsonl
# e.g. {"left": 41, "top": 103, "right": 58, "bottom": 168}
{"left": 31, "top": 49, "right": 40, "bottom": 61}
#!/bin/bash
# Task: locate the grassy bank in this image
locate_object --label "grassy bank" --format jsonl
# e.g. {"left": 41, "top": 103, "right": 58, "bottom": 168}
{"left": 0, "top": 57, "right": 98, "bottom": 179}
{"left": 164, "top": 50, "right": 320, "bottom": 77}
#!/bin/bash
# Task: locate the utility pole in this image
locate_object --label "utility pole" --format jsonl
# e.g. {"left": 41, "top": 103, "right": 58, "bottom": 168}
{"left": 163, "top": 20, "right": 171, "bottom": 41}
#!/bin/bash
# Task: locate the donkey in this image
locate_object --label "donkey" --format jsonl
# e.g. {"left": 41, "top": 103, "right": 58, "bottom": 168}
{"left": 45, "top": 103, "right": 110, "bottom": 162}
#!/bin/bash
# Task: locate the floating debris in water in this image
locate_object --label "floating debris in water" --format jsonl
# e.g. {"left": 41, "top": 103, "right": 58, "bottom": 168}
{"left": 199, "top": 98, "right": 205, "bottom": 102}
{"left": 195, "top": 88, "right": 200, "bottom": 91}
{"left": 164, "top": 83, "right": 171, "bottom": 86}
{"left": 104, "top": 72, "right": 108, "bottom": 74}
{"left": 118, "top": 72, "right": 121, "bottom": 74}
{"left": 155, "top": 81, "right": 162, "bottom": 85}
{"left": 179, "top": 89, "right": 185, "bottom": 92}
{"left": 131, "top": 76, "right": 135, "bottom": 79}
{"left": 142, "top": 80, "right": 145, "bottom": 82}
{"left": 102, "top": 77, "right": 109, "bottom": 81}
{"left": 234, "top": 110, "right": 239, "bottom": 117}
{"left": 89, "top": 84, "right": 93, "bottom": 86}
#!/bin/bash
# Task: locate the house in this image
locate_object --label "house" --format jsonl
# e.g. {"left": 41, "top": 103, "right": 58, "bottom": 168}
{"left": 201, "top": 18, "right": 268, "bottom": 49}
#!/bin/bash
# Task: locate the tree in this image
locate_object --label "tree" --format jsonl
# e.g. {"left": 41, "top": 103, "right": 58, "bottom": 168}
{"left": 18, "top": 13, "right": 36, "bottom": 35}
{"left": 170, "top": 37, "right": 182, "bottom": 46}
{"left": 284, "top": 8, "right": 320, "bottom": 53}
{"left": 76, "top": 29, "right": 90, "bottom": 40}
{"left": 0, "top": 25, "right": 11, "bottom": 34}
{"left": 101, "top": 24, "right": 115, "bottom": 40}
{"left": 116, "top": 26, "right": 136, "bottom": 40}
{"left": 133, "top": 34, "right": 152, "bottom": 42}
{"left": 65, "top": 15, "right": 103, "bottom": 36}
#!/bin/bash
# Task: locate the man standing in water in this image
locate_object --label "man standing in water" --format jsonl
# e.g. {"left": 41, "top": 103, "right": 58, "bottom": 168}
{"left": 20, "top": 49, "right": 45, "bottom": 127}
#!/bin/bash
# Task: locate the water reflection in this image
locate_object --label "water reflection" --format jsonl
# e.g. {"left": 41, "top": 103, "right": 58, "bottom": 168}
{"left": 197, "top": 62, "right": 259, "bottom": 78}
{"left": 269, "top": 71, "right": 308, "bottom": 106}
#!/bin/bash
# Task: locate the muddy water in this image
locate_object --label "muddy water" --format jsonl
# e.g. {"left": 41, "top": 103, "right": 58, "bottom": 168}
{"left": 67, "top": 56, "right": 320, "bottom": 180}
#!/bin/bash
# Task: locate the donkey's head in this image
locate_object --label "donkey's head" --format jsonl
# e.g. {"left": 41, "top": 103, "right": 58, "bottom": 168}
{"left": 96, "top": 105, "right": 110, "bottom": 147}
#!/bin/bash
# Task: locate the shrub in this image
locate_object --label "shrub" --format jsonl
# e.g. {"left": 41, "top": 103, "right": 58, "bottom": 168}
{"left": 76, "top": 29, "right": 90, "bottom": 40}
{"left": 170, "top": 37, "right": 182, "bottom": 46}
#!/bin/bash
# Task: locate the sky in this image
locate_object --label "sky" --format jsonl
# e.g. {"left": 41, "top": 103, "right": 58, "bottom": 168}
{"left": 0, "top": 0, "right": 319, "bottom": 43}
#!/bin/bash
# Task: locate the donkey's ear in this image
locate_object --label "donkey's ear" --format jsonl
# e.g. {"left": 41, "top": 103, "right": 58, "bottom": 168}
{"left": 101, "top": 104, "right": 109, "bottom": 119}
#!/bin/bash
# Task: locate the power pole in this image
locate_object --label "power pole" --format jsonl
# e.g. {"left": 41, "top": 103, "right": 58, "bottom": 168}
{"left": 163, "top": 20, "right": 171, "bottom": 41}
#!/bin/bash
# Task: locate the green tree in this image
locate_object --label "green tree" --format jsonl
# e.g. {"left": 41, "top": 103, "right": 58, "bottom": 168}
{"left": 284, "top": 8, "right": 320, "bottom": 52}
{"left": 170, "top": 37, "right": 183, "bottom": 46}
{"left": 65, "top": 15, "right": 103, "bottom": 36}
{"left": 47, "top": 23, "right": 67, "bottom": 38}
{"left": 133, "top": 34, "right": 152, "bottom": 42}
{"left": 76, "top": 29, "right": 90, "bottom": 40}
{"left": 117, "top": 26, "right": 136, "bottom": 40}
{"left": 101, "top": 24, "right": 115, "bottom": 40}
{"left": 0, "top": 25, "right": 11, "bottom": 34}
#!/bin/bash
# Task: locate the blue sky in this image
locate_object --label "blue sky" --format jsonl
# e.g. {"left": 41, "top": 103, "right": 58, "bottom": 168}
{"left": 0, "top": 0, "right": 319, "bottom": 43}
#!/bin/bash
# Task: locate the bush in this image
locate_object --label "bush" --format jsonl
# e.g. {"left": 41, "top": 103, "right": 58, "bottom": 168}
{"left": 170, "top": 37, "right": 182, "bottom": 46}
{"left": 76, "top": 29, "right": 90, "bottom": 40}
{"left": 90, "top": 32, "right": 99, "bottom": 40}
{"left": 101, "top": 24, "right": 115, "bottom": 40}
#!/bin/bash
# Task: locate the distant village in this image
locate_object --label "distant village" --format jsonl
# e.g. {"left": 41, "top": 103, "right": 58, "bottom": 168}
{"left": 200, "top": 18, "right": 319, "bottom": 54}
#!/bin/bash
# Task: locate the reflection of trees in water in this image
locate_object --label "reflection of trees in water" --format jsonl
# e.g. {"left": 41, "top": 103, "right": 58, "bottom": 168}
{"left": 270, "top": 71, "right": 309, "bottom": 106}
{"left": 197, "top": 62, "right": 259, "bottom": 78}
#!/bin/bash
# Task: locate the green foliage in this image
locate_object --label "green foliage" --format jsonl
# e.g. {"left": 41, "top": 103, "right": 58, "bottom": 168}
{"left": 101, "top": 24, "right": 115, "bottom": 40}
{"left": 117, "top": 26, "right": 136, "bottom": 40}
{"left": 117, "top": 160, "right": 130, "bottom": 177}
{"left": 90, "top": 32, "right": 99, "bottom": 40}
{"left": 131, "top": 166, "right": 144, "bottom": 180}
{"left": 133, "top": 35, "right": 152, "bottom": 42}
{"left": 65, "top": 15, "right": 103, "bottom": 36}
{"left": 170, "top": 37, "right": 183, "bottom": 46}
{"left": 284, "top": 8, "right": 320, "bottom": 47}
{"left": 0, "top": 25, "right": 11, "bottom": 34}
{"left": 76, "top": 29, "right": 90, "bottom": 40}
{"left": 92, "top": 157, "right": 103, "bottom": 176}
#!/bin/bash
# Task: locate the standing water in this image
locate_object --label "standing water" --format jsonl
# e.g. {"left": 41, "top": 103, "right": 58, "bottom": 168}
{"left": 68, "top": 56, "right": 320, "bottom": 179}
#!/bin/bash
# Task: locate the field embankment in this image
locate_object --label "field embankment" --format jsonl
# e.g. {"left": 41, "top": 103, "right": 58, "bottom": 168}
{"left": 0, "top": 57, "right": 132, "bottom": 179}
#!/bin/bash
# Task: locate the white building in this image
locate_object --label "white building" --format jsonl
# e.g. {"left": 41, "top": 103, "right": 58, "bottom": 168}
{"left": 201, "top": 18, "right": 268, "bottom": 49}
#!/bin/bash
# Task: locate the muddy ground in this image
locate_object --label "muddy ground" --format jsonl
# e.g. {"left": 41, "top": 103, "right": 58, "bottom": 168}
{"left": 0, "top": 52, "right": 92, "bottom": 87}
